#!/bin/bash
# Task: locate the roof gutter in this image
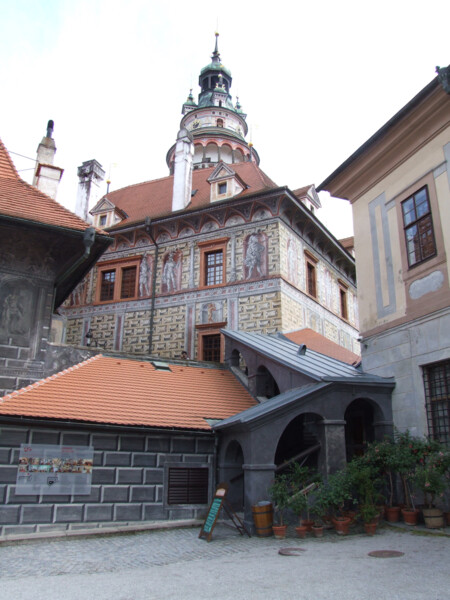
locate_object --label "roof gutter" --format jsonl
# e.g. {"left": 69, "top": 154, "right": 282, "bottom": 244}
{"left": 54, "top": 227, "right": 96, "bottom": 288}
{"left": 0, "top": 414, "right": 215, "bottom": 436}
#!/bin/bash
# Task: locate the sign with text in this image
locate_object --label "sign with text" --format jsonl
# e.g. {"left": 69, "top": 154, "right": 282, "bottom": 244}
{"left": 199, "top": 482, "right": 228, "bottom": 542}
{"left": 16, "top": 444, "right": 93, "bottom": 495}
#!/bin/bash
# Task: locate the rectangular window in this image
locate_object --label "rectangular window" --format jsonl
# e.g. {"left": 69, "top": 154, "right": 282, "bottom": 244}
{"left": 218, "top": 182, "right": 227, "bottom": 194}
{"left": 401, "top": 187, "right": 436, "bottom": 267}
{"left": 167, "top": 467, "right": 209, "bottom": 504}
{"left": 205, "top": 251, "right": 223, "bottom": 286}
{"left": 99, "top": 214, "right": 107, "bottom": 227}
{"left": 339, "top": 282, "right": 348, "bottom": 320}
{"left": 100, "top": 270, "right": 116, "bottom": 302}
{"left": 202, "top": 334, "right": 221, "bottom": 362}
{"left": 96, "top": 259, "right": 140, "bottom": 303}
{"left": 198, "top": 238, "right": 228, "bottom": 288}
{"left": 306, "top": 261, "right": 317, "bottom": 298}
{"left": 424, "top": 360, "right": 450, "bottom": 446}
{"left": 120, "top": 266, "right": 137, "bottom": 299}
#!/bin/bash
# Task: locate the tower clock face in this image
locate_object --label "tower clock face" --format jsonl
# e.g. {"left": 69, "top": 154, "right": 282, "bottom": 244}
{"left": 192, "top": 120, "right": 200, "bottom": 129}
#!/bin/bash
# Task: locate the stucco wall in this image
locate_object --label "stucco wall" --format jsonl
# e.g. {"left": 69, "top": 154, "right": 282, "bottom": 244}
{"left": 353, "top": 128, "right": 450, "bottom": 336}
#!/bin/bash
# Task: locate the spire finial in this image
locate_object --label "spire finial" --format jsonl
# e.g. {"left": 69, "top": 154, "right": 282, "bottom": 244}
{"left": 212, "top": 31, "right": 220, "bottom": 62}
{"left": 46, "top": 119, "right": 54, "bottom": 138}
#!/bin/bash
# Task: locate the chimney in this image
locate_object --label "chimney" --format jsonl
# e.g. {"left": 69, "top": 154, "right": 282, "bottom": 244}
{"left": 75, "top": 159, "right": 106, "bottom": 222}
{"left": 32, "top": 119, "right": 64, "bottom": 199}
{"left": 172, "top": 128, "right": 194, "bottom": 212}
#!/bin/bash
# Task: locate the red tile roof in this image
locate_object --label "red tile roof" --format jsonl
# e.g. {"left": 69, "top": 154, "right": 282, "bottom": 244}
{"left": 284, "top": 328, "right": 360, "bottom": 365}
{"left": 0, "top": 138, "right": 93, "bottom": 232}
{"left": 0, "top": 355, "right": 256, "bottom": 430}
{"left": 106, "top": 162, "right": 278, "bottom": 228}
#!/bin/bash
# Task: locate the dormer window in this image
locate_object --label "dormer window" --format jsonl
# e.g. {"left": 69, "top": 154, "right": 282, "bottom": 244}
{"left": 99, "top": 214, "right": 107, "bottom": 227}
{"left": 218, "top": 182, "right": 227, "bottom": 195}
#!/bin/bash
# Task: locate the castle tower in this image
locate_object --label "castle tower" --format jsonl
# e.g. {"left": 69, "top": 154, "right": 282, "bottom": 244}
{"left": 166, "top": 33, "right": 259, "bottom": 173}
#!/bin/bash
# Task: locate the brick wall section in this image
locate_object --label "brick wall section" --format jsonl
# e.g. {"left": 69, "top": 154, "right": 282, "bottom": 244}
{"left": 122, "top": 310, "right": 149, "bottom": 354}
{"left": 65, "top": 318, "right": 84, "bottom": 346}
{"left": 280, "top": 293, "right": 304, "bottom": 332}
{"left": 0, "top": 423, "right": 215, "bottom": 536}
{"left": 238, "top": 292, "right": 281, "bottom": 333}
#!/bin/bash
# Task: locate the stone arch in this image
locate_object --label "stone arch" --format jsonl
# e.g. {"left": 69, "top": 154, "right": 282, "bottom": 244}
{"left": 230, "top": 348, "right": 248, "bottom": 376}
{"left": 256, "top": 365, "right": 280, "bottom": 399}
{"left": 274, "top": 412, "right": 322, "bottom": 472}
{"left": 205, "top": 143, "right": 219, "bottom": 163}
{"left": 234, "top": 148, "right": 244, "bottom": 163}
{"left": 344, "top": 398, "right": 378, "bottom": 460}
{"left": 220, "top": 144, "right": 233, "bottom": 163}
{"left": 193, "top": 144, "right": 204, "bottom": 163}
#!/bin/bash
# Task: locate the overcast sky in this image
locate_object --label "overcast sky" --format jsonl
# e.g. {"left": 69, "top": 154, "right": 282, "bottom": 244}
{"left": 1, "top": 0, "right": 448, "bottom": 239}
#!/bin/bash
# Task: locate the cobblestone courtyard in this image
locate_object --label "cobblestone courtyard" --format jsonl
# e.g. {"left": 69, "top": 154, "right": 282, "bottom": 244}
{"left": 0, "top": 523, "right": 449, "bottom": 600}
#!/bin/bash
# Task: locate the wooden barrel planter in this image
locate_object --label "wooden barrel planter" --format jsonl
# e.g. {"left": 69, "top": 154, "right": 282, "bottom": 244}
{"left": 422, "top": 508, "right": 444, "bottom": 529}
{"left": 252, "top": 502, "right": 273, "bottom": 537}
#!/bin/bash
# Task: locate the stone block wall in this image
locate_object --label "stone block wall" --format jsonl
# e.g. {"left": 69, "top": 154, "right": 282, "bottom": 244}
{"left": 0, "top": 423, "right": 215, "bottom": 536}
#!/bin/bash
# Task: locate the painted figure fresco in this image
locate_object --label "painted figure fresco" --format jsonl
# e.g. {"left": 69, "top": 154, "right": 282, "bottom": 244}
{"left": 244, "top": 231, "right": 267, "bottom": 279}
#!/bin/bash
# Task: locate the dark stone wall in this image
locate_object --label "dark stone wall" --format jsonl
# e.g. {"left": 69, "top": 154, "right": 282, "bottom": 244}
{"left": 0, "top": 422, "right": 215, "bottom": 536}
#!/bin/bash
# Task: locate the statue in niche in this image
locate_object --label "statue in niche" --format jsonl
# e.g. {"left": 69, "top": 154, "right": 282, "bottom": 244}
{"left": 202, "top": 302, "right": 222, "bottom": 324}
{"left": 139, "top": 252, "right": 151, "bottom": 297}
{"left": 244, "top": 231, "right": 266, "bottom": 279}
{"left": 162, "top": 250, "right": 180, "bottom": 293}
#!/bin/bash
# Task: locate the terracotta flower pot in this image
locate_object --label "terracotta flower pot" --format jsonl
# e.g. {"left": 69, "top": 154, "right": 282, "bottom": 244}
{"left": 385, "top": 506, "right": 401, "bottom": 522}
{"left": 301, "top": 519, "right": 314, "bottom": 532}
{"left": 401, "top": 508, "right": 419, "bottom": 525}
{"left": 272, "top": 524, "right": 288, "bottom": 539}
{"left": 364, "top": 522, "right": 377, "bottom": 536}
{"left": 332, "top": 517, "right": 351, "bottom": 535}
{"left": 312, "top": 525, "right": 324, "bottom": 538}
{"left": 295, "top": 525, "right": 308, "bottom": 538}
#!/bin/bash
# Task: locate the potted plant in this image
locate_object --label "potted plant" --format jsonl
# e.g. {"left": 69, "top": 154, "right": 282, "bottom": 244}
{"left": 359, "top": 503, "right": 379, "bottom": 535}
{"left": 413, "top": 451, "right": 448, "bottom": 528}
{"left": 322, "top": 469, "right": 354, "bottom": 535}
{"left": 363, "top": 438, "right": 401, "bottom": 522}
{"left": 310, "top": 483, "right": 330, "bottom": 537}
{"left": 290, "top": 491, "right": 308, "bottom": 538}
{"left": 346, "top": 455, "right": 383, "bottom": 534}
{"left": 288, "top": 463, "right": 319, "bottom": 531}
{"left": 269, "top": 474, "right": 291, "bottom": 538}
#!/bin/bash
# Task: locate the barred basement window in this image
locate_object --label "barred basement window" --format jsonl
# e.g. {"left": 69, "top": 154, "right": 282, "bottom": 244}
{"left": 167, "top": 467, "right": 209, "bottom": 504}
{"left": 423, "top": 359, "right": 450, "bottom": 446}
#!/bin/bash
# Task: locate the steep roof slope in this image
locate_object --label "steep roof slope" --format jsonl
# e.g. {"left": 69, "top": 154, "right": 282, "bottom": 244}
{"left": 105, "top": 162, "right": 278, "bottom": 228}
{"left": 0, "top": 355, "right": 256, "bottom": 430}
{"left": 0, "top": 138, "right": 93, "bottom": 232}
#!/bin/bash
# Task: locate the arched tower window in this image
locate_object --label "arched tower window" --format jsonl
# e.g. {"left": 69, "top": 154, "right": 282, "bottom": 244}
{"left": 216, "top": 118, "right": 224, "bottom": 128}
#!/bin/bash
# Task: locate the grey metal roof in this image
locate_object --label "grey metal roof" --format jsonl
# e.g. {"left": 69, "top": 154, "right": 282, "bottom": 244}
{"left": 214, "top": 382, "right": 330, "bottom": 429}
{"left": 222, "top": 329, "right": 385, "bottom": 382}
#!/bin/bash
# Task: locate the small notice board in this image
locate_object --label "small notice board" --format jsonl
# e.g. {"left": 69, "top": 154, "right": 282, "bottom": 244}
{"left": 199, "top": 482, "right": 250, "bottom": 542}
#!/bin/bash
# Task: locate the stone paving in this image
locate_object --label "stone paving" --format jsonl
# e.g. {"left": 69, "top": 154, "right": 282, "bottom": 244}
{"left": 1, "top": 522, "right": 449, "bottom": 600}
